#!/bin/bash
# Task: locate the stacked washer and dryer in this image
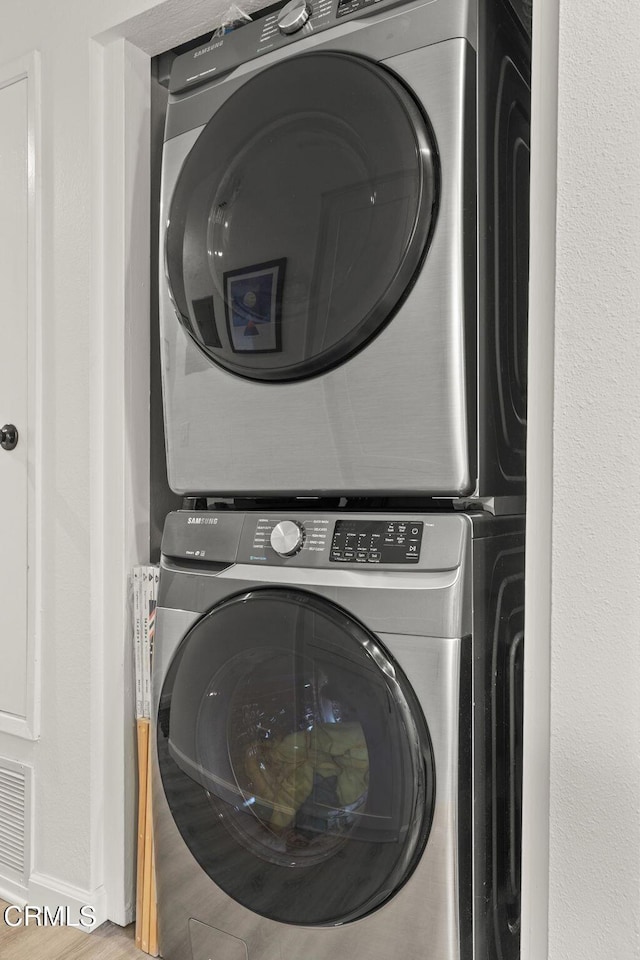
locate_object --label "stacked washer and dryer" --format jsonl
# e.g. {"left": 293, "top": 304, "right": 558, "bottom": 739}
{"left": 153, "top": 0, "right": 531, "bottom": 958}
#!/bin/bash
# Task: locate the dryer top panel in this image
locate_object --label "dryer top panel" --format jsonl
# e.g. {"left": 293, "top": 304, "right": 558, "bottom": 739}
{"left": 168, "top": 0, "right": 477, "bottom": 96}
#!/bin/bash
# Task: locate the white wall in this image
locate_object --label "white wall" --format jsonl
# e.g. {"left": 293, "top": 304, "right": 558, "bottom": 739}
{"left": 548, "top": 0, "right": 640, "bottom": 956}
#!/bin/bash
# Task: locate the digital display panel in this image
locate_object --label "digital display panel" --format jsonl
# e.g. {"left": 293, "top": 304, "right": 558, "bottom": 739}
{"left": 330, "top": 520, "right": 423, "bottom": 564}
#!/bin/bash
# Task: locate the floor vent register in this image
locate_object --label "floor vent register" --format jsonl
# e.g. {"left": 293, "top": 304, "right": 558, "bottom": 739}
{"left": 0, "top": 758, "right": 31, "bottom": 890}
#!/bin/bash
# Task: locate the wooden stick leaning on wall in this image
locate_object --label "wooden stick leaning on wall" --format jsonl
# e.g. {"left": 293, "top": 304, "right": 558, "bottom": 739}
{"left": 135, "top": 719, "right": 149, "bottom": 951}
{"left": 133, "top": 565, "right": 159, "bottom": 955}
{"left": 141, "top": 721, "right": 157, "bottom": 956}
{"left": 149, "top": 821, "right": 159, "bottom": 957}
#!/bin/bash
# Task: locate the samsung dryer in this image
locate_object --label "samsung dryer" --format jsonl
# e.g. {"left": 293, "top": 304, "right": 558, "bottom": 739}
{"left": 158, "top": 0, "right": 531, "bottom": 498}
{"left": 151, "top": 508, "right": 525, "bottom": 960}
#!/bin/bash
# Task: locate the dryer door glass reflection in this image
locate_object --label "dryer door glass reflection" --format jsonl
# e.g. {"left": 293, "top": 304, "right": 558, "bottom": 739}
{"left": 157, "top": 588, "right": 435, "bottom": 926}
{"left": 165, "top": 51, "right": 438, "bottom": 382}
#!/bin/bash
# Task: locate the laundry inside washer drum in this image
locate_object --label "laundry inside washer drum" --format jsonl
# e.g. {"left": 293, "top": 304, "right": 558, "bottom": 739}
{"left": 199, "top": 656, "right": 371, "bottom": 869}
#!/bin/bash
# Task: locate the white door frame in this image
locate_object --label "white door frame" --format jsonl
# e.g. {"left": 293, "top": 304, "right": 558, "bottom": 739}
{"left": 521, "top": 0, "right": 558, "bottom": 958}
{"left": 91, "top": 36, "right": 152, "bottom": 926}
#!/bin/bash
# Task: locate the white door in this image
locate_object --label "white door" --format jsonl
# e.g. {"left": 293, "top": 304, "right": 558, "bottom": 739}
{"left": 0, "top": 66, "right": 36, "bottom": 737}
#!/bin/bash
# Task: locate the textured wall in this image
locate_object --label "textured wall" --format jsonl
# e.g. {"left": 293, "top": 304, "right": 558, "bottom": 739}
{"left": 550, "top": 0, "right": 640, "bottom": 955}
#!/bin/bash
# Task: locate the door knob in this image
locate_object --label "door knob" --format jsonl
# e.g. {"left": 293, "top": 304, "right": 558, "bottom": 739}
{"left": 0, "top": 424, "right": 19, "bottom": 451}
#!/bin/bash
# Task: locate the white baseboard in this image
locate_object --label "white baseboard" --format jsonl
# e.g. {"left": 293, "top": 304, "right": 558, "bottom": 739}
{"left": 0, "top": 876, "right": 28, "bottom": 907}
{"left": 27, "top": 872, "right": 107, "bottom": 932}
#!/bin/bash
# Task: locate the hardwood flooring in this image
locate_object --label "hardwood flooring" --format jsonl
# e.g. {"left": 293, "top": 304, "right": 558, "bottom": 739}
{"left": 0, "top": 900, "right": 143, "bottom": 959}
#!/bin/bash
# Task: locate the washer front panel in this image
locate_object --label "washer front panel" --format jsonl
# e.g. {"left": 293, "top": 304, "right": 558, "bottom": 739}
{"left": 152, "top": 623, "right": 463, "bottom": 959}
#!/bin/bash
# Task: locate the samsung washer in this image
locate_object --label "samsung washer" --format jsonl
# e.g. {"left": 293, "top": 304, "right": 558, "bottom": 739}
{"left": 151, "top": 508, "right": 525, "bottom": 959}
{"left": 158, "top": 0, "right": 531, "bottom": 498}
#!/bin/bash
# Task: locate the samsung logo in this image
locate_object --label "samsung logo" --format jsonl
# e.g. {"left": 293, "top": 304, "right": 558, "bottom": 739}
{"left": 194, "top": 41, "right": 223, "bottom": 58}
{"left": 187, "top": 517, "right": 218, "bottom": 525}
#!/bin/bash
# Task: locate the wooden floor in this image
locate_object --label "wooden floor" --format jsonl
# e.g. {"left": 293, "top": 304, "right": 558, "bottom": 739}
{"left": 0, "top": 900, "right": 143, "bottom": 959}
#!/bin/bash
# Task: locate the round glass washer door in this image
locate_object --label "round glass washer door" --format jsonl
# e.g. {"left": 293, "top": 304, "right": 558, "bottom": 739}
{"left": 165, "top": 51, "right": 439, "bottom": 382}
{"left": 157, "top": 588, "right": 435, "bottom": 926}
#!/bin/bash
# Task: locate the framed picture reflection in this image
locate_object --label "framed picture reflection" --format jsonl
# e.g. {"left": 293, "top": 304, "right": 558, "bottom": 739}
{"left": 224, "top": 259, "right": 286, "bottom": 354}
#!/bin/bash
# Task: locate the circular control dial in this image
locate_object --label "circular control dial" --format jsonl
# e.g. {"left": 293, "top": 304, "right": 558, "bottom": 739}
{"left": 277, "top": 0, "right": 311, "bottom": 34}
{"left": 270, "top": 520, "right": 305, "bottom": 556}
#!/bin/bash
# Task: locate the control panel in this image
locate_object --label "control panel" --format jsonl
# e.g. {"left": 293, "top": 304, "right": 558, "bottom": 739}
{"left": 243, "top": 516, "right": 425, "bottom": 565}
{"left": 169, "top": 0, "right": 404, "bottom": 94}
{"left": 162, "top": 511, "right": 467, "bottom": 573}
{"left": 330, "top": 519, "right": 423, "bottom": 563}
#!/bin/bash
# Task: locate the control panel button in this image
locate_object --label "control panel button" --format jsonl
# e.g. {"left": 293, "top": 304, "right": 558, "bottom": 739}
{"left": 277, "top": 0, "right": 312, "bottom": 34}
{"left": 330, "top": 520, "right": 424, "bottom": 563}
{"left": 270, "top": 520, "right": 305, "bottom": 556}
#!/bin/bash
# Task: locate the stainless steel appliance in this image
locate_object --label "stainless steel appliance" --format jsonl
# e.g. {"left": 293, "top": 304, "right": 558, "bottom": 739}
{"left": 158, "top": 0, "right": 530, "bottom": 499}
{"left": 151, "top": 508, "right": 524, "bottom": 960}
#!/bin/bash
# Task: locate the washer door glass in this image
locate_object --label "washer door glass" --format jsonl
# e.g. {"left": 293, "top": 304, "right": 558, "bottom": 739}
{"left": 157, "top": 588, "right": 435, "bottom": 926}
{"left": 165, "top": 51, "right": 438, "bottom": 382}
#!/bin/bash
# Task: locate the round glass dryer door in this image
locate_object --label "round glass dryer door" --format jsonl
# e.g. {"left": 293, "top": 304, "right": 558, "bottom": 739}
{"left": 165, "top": 51, "right": 439, "bottom": 382}
{"left": 157, "top": 588, "right": 435, "bottom": 926}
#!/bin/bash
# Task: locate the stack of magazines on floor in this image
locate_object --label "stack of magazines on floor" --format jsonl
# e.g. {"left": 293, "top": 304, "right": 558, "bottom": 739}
{"left": 133, "top": 565, "right": 160, "bottom": 956}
